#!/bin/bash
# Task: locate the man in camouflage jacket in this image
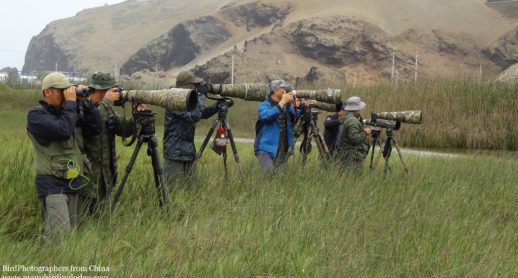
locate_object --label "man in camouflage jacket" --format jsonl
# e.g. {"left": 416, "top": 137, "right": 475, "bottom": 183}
{"left": 336, "top": 96, "right": 372, "bottom": 170}
{"left": 81, "top": 72, "right": 138, "bottom": 214}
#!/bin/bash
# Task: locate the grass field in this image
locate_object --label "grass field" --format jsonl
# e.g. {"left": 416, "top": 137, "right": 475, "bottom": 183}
{"left": 1, "top": 81, "right": 517, "bottom": 276}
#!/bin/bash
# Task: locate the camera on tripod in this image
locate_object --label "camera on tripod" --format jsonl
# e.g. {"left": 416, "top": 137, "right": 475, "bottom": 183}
{"left": 362, "top": 110, "right": 422, "bottom": 130}
{"left": 364, "top": 110, "right": 422, "bottom": 175}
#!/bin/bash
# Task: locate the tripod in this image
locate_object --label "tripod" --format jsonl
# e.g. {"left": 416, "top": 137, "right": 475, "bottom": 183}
{"left": 197, "top": 98, "right": 246, "bottom": 183}
{"left": 370, "top": 126, "right": 410, "bottom": 175}
{"left": 292, "top": 106, "right": 330, "bottom": 164}
{"left": 112, "top": 109, "right": 168, "bottom": 210}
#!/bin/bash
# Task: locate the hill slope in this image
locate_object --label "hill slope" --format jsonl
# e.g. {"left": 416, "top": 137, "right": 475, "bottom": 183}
{"left": 22, "top": 0, "right": 517, "bottom": 83}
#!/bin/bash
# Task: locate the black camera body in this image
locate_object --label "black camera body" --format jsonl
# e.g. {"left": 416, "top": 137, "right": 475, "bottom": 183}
{"left": 196, "top": 82, "right": 211, "bottom": 96}
{"left": 75, "top": 87, "right": 93, "bottom": 97}
{"left": 113, "top": 85, "right": 125, "bottom": 107}
{"left": 76, "top": 85, "right": 125, "bottom": 106}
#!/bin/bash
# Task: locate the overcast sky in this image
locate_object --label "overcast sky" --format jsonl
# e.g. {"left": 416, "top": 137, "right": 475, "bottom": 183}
{"left": 0, "top": 0, "right": 125, "bottom": 71}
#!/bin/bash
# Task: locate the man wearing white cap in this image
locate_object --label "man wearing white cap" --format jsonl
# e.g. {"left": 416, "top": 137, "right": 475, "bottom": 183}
{"left": 336, "top": 96, "right": 371, "bottom": 170}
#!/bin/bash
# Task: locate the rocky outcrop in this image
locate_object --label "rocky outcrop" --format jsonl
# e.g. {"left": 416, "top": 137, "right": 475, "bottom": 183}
{"left": 485, "top": 27, "right": 518, "bottom": 69}
{"left": 22, "top": 26, "right": 73, "bottom": 74}
{"left": 497, "top": 63, "right": 518, "bottom": 82}
{"left": 121, "top": 16, "right": 231, "bottom": 75}
{"left": 220, "top": 1, "right": 291, "bottom": 30}
{"left": 193, "top": 16, "right": 500, "bottom": 84}
{"left": 290, "top": 17, "right": 391, "bottom": 66}
{"left": 22, "top": 0, "right": 229, "bottom": 74}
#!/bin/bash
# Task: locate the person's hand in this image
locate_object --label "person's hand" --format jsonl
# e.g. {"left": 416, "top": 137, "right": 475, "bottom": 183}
{"left": 364, "top": 126, "right": 372, "bottom": 136}
{"left": 279, "top": 92, "right": 294, "bottom": 107}
{"left": 104, "top": 87, "right": 121, "bottom": 102}
{"left": 135, "top": 103, "right": 147, "bottom": 112}
{"left": 64, "top": 86, "right": 77, "bottom": 102}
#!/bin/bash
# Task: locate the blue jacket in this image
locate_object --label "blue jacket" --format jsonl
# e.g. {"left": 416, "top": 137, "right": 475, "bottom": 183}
{"left": 254, "top": 97, "right": 298, "bottom": 158}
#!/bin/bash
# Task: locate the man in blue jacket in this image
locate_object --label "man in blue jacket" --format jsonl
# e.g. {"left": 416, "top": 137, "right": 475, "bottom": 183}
{"left": 254, "top": 80, "right": 299, "bottom": 173}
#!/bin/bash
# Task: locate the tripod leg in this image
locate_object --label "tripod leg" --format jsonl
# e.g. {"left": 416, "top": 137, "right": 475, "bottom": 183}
{"left": 300, "top": 129, "right": 311, "bottom": 165}
{"left": 313, "top": 125, "right": 330, "bottom": 162}
{"left": 147, "top": 135, "right": 169, "bottom": 207}
{"left": 222, "top": 148, "right": 228, "bottom": 179}
{"left": 383, "top": 152, "right": 392, "bottom": 175}
{"left": 223, "top": 121, "right": 247, "bottom": 185}
{"left": 369, "top": 139, "right": 376, "bottom": 170}
{"left": 112, "top": 135, "right": 145, "bottom": 211}
{"left": 392, "top": 138, "right": 410, "bottom": 175}
{"left": 196, "top": 119, "right": 219, "bottom": 160}
{"left": 371, "top": 138, "right": 385, "bottom": 171}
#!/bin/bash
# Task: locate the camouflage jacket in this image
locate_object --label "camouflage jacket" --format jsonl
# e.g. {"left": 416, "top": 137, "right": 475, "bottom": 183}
{"left": 82, "top": 98, "right": 133, "bottom": 199}
{"left": 336, "top": 112, "right": 370, "bottom": 163}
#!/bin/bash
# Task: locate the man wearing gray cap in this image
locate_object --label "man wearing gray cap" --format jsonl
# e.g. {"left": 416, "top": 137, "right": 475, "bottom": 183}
{"left": 27, "top": 72, "right": 101, "bottom": 239}
{"left": 254, "top": 80, "right": 299, "bottom": 173}
{"left": 336, "top": 96, "right": 371, "bottom": 171}
{"left": 163, "top": 71, "right": 219, "bottom": 191}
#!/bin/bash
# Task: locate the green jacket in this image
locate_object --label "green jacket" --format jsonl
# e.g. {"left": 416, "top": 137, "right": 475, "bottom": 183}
{"left": 82, "top": 98, "right": 133, "bottom": 200}
{"left": 337, "top": 112, "right": 370, "bottom": 167}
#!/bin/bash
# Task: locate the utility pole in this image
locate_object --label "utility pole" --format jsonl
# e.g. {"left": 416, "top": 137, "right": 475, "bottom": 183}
{"left": 391, "top": 49, "right": 395, "bottom": 84}
{"left": 414, "top": 51, "right": 418, "bottom": 82}
{"left": 479, "top": 63, "right": 482, "bottom": 80}
{"left": 231, "top": 54, "right": 234, "bottom": 84}
{"left": 155, "top": 62, "right": 158, "bottom": 86}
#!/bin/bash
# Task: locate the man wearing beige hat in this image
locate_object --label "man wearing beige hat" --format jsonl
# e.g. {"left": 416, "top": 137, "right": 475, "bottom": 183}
{"left": 336, "top": 96, "right": 371, "bottom": 171}
{"left": 27, "top": 72, "right": 101, "bottom": 239}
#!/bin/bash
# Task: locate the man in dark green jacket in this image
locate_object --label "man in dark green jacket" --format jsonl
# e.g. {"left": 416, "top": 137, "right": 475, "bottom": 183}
{"left": 336, "top": 96, "right": 371, "bottom": 170}
{"left": 82, "top": 72, "right": 140, "bottom": 214}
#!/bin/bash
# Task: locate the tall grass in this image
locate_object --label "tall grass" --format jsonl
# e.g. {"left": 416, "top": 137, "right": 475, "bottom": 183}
{"left": 340, "top": 78, "right": 518, "bottom": 150}
{"left": 1, "top": 139, "right": 518, "bottom": 276}
{"left": 3, "top": 78, "right": 517, "bottom": 150}
{"left": 1, "top": 81, "right": 518, "bottom": 276}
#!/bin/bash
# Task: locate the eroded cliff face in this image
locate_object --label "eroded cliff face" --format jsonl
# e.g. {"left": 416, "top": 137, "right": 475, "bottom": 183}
{"left": 219, "top": 1, "right": 291, "bottom": 30}
{"left": 193, "top": 15, "right": 500, "bottom": 84}
{"left": 22, "top": 0, "right": 228, "bottom": 74}
{"left": 120, "top": 1, "right": 291, "bottom": 75}
{"left": 121, "top": 16, "right": 231, "bottom": 74}
{"left": 22, "top": 0, "right": 513, "bottom": 82}
{"left": 22, "top": 26, "right": 74, "bottom": 74}
{"left": 485, "top": 27, "right": 518, "bottom": 69}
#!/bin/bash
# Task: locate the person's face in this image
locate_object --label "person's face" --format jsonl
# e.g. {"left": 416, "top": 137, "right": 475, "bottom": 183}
{"left": 45, "top": 87, "right": 65, "bottom": 108}
{"left": 337, "top": 109, "right": 346, "bottom": 118}
{"left": 90, "top": 89, "right": 106, "bottom": 105}
{"left": 272, "top": 87, "right": 287, "bottom": 100}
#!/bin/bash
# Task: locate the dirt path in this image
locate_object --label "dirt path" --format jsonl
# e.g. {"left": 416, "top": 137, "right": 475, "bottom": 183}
{"left": 198, "top": 137, "right": 462, "bottom": 158}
